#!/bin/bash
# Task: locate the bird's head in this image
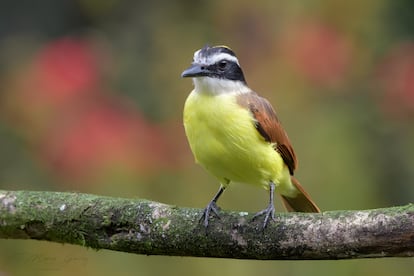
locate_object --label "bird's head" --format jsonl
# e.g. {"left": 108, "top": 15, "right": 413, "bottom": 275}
{"left": 182, "top": 45, "right": 248, "bottom": 94}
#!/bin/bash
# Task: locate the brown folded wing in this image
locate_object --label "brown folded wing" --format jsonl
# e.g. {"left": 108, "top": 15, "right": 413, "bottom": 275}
{"left": 237, "top": 92, "right": 297, "bottom": 175}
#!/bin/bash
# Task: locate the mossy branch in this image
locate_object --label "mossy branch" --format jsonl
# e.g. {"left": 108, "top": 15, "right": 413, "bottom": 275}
{"left": 0, "top": 190, "right": 413, "bottom": 260}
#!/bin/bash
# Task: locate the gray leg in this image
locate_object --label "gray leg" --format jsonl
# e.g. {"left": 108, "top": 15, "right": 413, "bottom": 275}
{"left": 253, "top": 181, "right": 276, "bottom": 229}
{"left": 200, "top": 185, "right": 225, "bottom": 228}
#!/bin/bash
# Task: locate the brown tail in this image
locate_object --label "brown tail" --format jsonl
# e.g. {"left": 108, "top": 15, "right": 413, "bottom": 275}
{"left": 280, "top": 176, "right": 320, "bottom": 213}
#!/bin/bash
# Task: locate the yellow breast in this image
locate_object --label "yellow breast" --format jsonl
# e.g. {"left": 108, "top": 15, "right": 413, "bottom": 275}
{"left": 183, "top": 90, "right": 290, "bottom": 190}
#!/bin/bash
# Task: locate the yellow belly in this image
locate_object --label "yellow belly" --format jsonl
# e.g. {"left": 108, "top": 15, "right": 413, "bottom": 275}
{"left": 183, "top": 91, "right": 292, "bottom": 192}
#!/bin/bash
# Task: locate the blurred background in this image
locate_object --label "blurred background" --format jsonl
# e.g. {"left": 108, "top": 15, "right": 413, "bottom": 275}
{"left": 1, "top": 0, "right": 414, "bottom": 275}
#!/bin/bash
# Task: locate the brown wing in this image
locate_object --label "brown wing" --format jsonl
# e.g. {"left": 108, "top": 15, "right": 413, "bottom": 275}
{"left": 237, "top": 92, "right": 297, "bottom": 175}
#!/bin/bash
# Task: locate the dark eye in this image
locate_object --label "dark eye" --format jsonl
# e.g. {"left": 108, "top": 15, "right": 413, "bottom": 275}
{"left": 218, "top": 60, "right": 228, "bottom": 70}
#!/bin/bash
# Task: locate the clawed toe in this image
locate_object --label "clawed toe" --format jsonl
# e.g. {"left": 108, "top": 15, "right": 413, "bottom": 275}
{"left": 252, "top": 203, "right": 275, "bottom": 229}
{"left": 200, "top": 200, "right": 221, "bottom": 228}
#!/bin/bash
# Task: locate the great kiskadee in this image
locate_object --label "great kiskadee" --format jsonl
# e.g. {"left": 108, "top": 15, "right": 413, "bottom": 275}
{"left": 182, "top": 45, "right": 320, "bottom": 228}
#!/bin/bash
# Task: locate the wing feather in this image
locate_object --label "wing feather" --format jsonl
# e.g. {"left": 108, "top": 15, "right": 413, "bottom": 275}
{"left": 237, "top": 92, "right": 297, "bottom": 174}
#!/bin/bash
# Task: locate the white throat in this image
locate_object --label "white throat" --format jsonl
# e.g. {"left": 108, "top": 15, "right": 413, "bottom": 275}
{"left": 193, "top": 77, "right": 251, "bottom": 95}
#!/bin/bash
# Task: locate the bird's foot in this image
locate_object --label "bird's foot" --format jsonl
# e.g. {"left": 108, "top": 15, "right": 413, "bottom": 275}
{"left": 252, "top": 203, "right": 275, "bottom": 229}
{"left": 200, "top": 200, "right": 221, "bottom": 228}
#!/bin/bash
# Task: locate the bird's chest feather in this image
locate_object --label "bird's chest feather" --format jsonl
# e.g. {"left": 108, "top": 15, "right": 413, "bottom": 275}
{"left": 184, "top": 92, "right": 252, "bottom": 154}
{"left": 183, "top": 91, "right": 279, "bottom": 185}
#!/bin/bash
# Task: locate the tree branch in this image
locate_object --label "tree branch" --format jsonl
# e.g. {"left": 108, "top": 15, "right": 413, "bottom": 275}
{"left": 0, "top": 190, "right": 413, "bottom": 260}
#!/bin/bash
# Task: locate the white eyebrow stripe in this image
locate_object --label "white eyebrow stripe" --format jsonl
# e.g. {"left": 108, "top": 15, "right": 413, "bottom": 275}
{"left": 208, "top": 53, "right": 239, "bottom": 65}
{"left": 193, "top": 49, "right": 202, "bottom": 61}
{"left": 193, "top": 51, "right": 240, "bottom": 66}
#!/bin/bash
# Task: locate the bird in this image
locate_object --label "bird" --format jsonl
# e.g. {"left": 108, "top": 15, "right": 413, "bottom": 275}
{"left": 182, "top": 45, "right": 320, "bottom": 229}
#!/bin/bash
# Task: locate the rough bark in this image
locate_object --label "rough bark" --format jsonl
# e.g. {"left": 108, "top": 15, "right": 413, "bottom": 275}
{"left": 0, "top": 190, "right": 413, "bottom": 260}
